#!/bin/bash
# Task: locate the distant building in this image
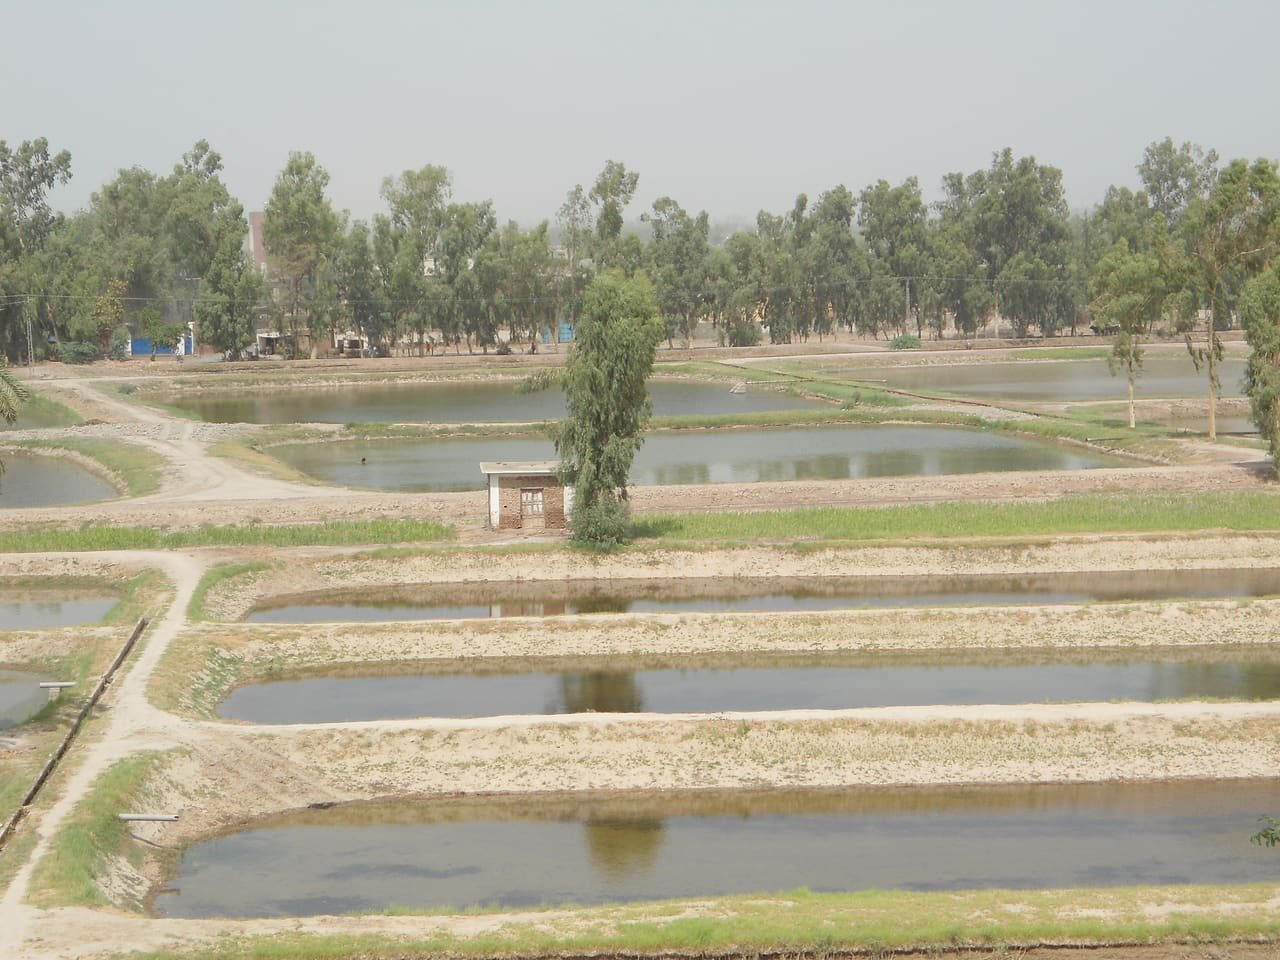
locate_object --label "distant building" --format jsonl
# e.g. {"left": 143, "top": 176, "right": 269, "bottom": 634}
{"left": 247, "top": 212, "right": 269, "bottom": 275}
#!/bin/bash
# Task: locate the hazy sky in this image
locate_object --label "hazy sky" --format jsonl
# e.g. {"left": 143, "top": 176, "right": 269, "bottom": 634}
{"left": 4, "top": 0, "right": 1277, "bottom": 227}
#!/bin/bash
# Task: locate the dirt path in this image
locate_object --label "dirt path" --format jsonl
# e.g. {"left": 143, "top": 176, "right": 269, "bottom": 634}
{"left": 0, "top": 550, "right": 208, "bottom": 960}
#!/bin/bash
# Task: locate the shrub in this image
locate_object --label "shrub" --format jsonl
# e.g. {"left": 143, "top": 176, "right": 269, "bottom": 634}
{"left": 107, "top": 325, "right": 131, "bottom": 360}
{"left": 57, "top": 341, "right": 102, "bottom": 364}
{"left": 570, "top": 496, "right": 632, "bottom": 550}
{"left": 726, "top": 317, "right": 762, "bottom": 347}
{"left": 889, "top": 333, "right": 922, "bottom": 350}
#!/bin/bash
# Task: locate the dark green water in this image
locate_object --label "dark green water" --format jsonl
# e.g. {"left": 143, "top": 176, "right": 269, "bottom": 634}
{"left": 153, "top": 779, "right": 1280, "bottom": 917}
{"left": 217, "top": 651, "right": 1280, "bottom": 723}
{"left": 836, "top": 355, "right": 1247, "bottom": 401}
{"left": 0, "top": 453, "right": 117, "bottom": 508}
{"left": 0, "top": 668, "right": 54, "bottom": 728}
{"left": 272, "top": 424, "right": 1123, "bottom": 492}
{"left": 159, "top": 380, "right": 825, "bottom": 424}
{"left": 245, "top": 567, "right": 1280, "bottom": 623}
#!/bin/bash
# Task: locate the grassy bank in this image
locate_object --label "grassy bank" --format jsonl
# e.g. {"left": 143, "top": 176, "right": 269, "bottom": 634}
{"left": 0, "top": 519, "right": 455, "bottom": 553}
{"left": 113, "top": 885, "right": 1280, "bottom": 960}
{"left": 186, "top": 561, "right": 273, "bottom": 621}
{"left": 6, "top": 388, "right": 81, "bottom": 428}
{"left": 28, "top": 752, "right": 167, "bottom": 908}
{"left": 635, "top": 490, "right": 1280, "bottom": 543}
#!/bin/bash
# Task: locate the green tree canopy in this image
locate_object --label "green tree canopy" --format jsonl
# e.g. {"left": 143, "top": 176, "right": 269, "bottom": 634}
{"left": 555, "top": 272, "right": 662, "bottom": 547}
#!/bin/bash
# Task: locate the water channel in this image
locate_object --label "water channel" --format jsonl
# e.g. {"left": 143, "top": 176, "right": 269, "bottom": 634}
{"left": 217, "top": 649, "right": 1280, "bottom": 723}
{"left": 831, "top": 355, "right": 1247, "bottom": 402}
{"left": 245, "top": 568, "right": 1280, "bottom": 623}
{"left": 272, "top": 425, "right": 1123, "bottom": 492}
{"left": 0, "top": 668, "right": 55, "bottom": 729}
{"left": 153, "top": 779, "right": 1280, "bottom": 917}
{"left": 157, "top": 379, "right": 826, "bottom": 424}
{"left": 0, "top": 594, "right": 119, "bottom": 629}
{"left": 0, "top": 453, "right": 118, "bottom": 508}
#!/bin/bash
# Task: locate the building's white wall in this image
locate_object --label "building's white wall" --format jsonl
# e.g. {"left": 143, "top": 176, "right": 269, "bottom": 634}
{"left": 488, "top": 477, "right": 501, "bottom": 528}
{"left": 564, "top": 486, "right": 575, "bottom": 517}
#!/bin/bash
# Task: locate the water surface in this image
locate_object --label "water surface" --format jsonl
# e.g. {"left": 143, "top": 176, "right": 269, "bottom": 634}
{"left": 154, "top": 779, "right": 1280, "bottom": 917}
{"left": 0, "top": 595, "right": 119, "bottom": 629}
{"left": 160, "top": 380, "right": 825, "bottom": 424}
{"left": 246, "top": 568, "right": 1280, "bottom": 623}
{"left": 218, "top": 652, "right": 1280, "bottom": 723}
{"left": 836, "top": 355, "right": 1247, "bottom": 402}
{"left": 272, "top": 425, "right": 1122, "bottom": 492}
{"left": 0, "top": 453, "right": 117, "bottom": 508}
{"left": 0, "top": 668, "right": 54, "bottom": 728}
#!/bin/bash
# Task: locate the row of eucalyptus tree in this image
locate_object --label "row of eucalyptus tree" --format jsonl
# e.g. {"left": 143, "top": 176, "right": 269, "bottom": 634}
{"left": 2, "top": 138, "right": 1278, "bottom": 388}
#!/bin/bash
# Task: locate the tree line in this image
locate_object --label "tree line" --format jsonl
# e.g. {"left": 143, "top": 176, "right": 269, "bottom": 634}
{"left": 0, "top": 137, "right": 1269, "bottom": 359}
{"left": 5, "top": 138, "right": 1280, "bottom": 448}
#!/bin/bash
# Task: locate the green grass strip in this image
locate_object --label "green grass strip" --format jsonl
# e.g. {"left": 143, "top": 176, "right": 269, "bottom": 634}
{"left": 187, "top": 561, "right": 273, "bottom": 621}
{"left": 635, "top": 490, "right": 1280, "bottom": 543}
{"left": 1010, "top": 346, "right": 1112, "bottom": 360}
{"left": 0, "top": 519, "right": 454, "bottom": 553}
{"left": 110, "top": 885, "right": 1280, "bottom": 960}
{"left": 28, "top": 753, "right": 166, "bottom": 908}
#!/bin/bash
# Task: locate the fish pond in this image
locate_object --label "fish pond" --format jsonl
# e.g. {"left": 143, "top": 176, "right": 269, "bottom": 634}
{"left": 833, "top": 355, "right": 1247, "bottom": 402}
{"left": 153, "top": 779, "right": 1280, "bottom": 917}
{"left": 271, "top": 424, "right": 1124, "bottom": 492}
{"left": 155, "top": 379, "right": 826, "bottom": 424}
{"left": 0, "top": 593, "right": 119, "bottom": 629}
{"left": 217, "top": 649, "right": 1280, "bottom": 723}
{"left": 0, "top": 668, "right": 55, "bottom": 729}
{"left": 0, "top": 452, "right": 117, "bottom": 508}
{"left": 245, "top": 567, "right": 1280, "bottom": 622}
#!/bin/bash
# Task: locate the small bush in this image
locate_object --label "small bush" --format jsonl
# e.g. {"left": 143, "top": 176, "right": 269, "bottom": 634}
{"left": 56, "top": 341, "right": 102, "bottom": 364}
{"left": 726, "top": 317, "right": 762, "bottom": 347}
{"left": 889, "top": 333, "right": 922, "bottom": 350}
{"left": 107, "top": 325, "right": 131, "bottom": 360}
{"left": 570, "top": 496, "right": 632, "bottom": 550}
{"left": 495, "top": 341, "right": 513, "bottom": 355}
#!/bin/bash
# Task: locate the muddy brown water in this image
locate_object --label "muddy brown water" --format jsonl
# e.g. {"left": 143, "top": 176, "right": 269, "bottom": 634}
{"left": 152, "top": 779, "right": 1280, "bottom": 918}
{"left": 216, "top": 648, "right": 1280, "bottom": 723}
{"left": 245, "top": 568, "right": 1280, "bottom": 623}
{"left": 271, "top": 424, "right": 1125, "bottom": 492}
{"left": 0, "top": 453, "right": 117, "bottom": 508}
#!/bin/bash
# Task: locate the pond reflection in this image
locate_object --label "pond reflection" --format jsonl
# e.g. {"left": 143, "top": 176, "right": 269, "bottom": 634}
{"left": 154, "top": 780, "right": 1280, "bottom": 918}
{"left": 217, "top": 649, "right": 1280, "bottom": 723}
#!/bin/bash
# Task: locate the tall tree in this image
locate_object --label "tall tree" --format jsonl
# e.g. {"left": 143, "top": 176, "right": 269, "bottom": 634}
{"left": 588, "top": 160, "right": 639, "bottom": 270}
{"left": 0, "top": 138, "right": 72, "bottom": 360}
{"left": 195, "top": 230, "right": 264, "bottom": 357}
{"left": 554, "top": 272, "right": 662, "bottom": 548}
{"left": 262, "top": 152, "right": 340, "bottom": 358}
{"left": 1241, "top": 267, "right": 1280, "bottom": 467}
{"left": 1176, "top": 158, "right": 1280, "bottom": 439}
{"left": 1090, "top": 233, "right": 1175, "bottom": 428}
{"left": 1138, "top": 138, "right": 1219, "bottom": 224}
{"left": 336, "top": 220, "right": 386, "bottom": 354}
{"left": 644, "top": 196, "right": 712, "bottom": 347}
{"left": 859, "top": 178, "right": 926, "bottom": 335}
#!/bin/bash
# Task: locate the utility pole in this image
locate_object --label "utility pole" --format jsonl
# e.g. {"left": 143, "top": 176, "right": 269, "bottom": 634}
{"left": 25, "top": 297, "right": 35, "bottom": 367}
